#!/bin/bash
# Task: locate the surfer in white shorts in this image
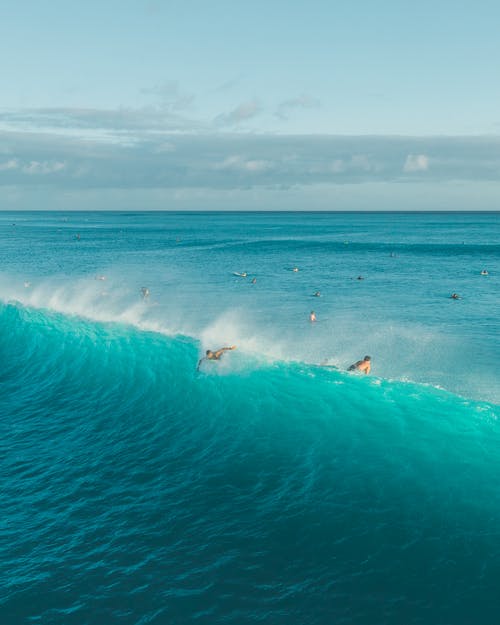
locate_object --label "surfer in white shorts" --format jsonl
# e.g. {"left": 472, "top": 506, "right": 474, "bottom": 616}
{"left": 197, "top": 345, "right": 237, "bottom": 370}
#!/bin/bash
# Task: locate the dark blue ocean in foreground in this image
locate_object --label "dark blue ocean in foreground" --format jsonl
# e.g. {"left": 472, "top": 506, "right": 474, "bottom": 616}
{"left": 1, "top": 211, "right": 499, "bottom": 624}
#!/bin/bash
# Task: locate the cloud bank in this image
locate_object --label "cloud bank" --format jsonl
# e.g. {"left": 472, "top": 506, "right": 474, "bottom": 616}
{"left": 0, "top": 106, "right": 499, "bottom": 210}
{"left": 1, "top": 127, "right": 499, "bottom": 191}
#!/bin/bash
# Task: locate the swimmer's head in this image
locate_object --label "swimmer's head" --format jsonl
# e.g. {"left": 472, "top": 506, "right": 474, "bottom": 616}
{"left": 206, "top": 350, "right": 213, "bottom": 357}
{"left": 364, "top": 355, "right": 371, "bottom": 361}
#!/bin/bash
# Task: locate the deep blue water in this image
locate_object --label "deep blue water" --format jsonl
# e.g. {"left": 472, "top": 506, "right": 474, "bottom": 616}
{"left": 1, "top": 211, "right": 499, "bottom": 624}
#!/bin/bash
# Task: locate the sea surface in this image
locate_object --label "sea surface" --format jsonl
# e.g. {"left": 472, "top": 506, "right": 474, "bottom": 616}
{"left": 1, "top": 210, "right": 499, "bottom": 625}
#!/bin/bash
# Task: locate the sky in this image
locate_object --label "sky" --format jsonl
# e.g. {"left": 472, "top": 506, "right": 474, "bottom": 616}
{"left": 1, "top": 0, "right": 499, "bottom": 210}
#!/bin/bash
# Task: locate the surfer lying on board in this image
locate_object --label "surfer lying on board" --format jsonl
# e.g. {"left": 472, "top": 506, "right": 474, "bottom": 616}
{"left": 197, "top": 346, "right": 237, "bottom": 370}
{"left": 348, "top": 356, "right": 371, "bottom": 374}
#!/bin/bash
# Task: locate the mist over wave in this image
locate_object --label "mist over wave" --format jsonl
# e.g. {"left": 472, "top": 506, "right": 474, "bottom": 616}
{"left": 1, "top": 298, "right": 497, "bottom": 425}
{"left": 0, "top": 266, "right": 497, "bottom": 405}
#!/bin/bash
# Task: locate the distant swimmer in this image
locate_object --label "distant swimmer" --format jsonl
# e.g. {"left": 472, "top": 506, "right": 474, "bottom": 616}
{"left": 197, "top": 345, "right": 236, "bottom": 370}
{"left": 356, "top": 276, "right": 364, "bottom": 281}
{"left": 450, "top": 293, "right": 460, "bottom": 300}
{"left": 480, "top": 270, "right": 489, "bottom": 276}
{"left": 309, "top": 311, "right": 317, "bottom": 322}
{"left": 75, "top": 233, "right": 81, "bottom": 241}
{"left": 292, "top": 267, "right": 299, "bottom": 272}
{"left": 233, "top": 272, "right": 247, "bottom": 278}
{"left": 314, "top": 291, "right": 321, "bottom": 297}
{"left": 348, "top": 355, "right": 371, "bottom": 374}
{"left": 23, "top": 281, "right": 31, "bottom": 288}
{"left": 141, "top": 287, "right": 150, "bottom": 300}
{"left": 251, "top": 277, "right": 257, "bottom": 284}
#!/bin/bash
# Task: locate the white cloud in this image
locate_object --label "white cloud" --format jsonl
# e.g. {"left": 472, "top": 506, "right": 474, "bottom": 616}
{"left": 350, "top": 154, "right": 373, "bottom": 171}
{"left": 0, "top": 106, "right": 203, "bottom": 139}
{"left": 276, "top": 94, "right": 320, "bottom": 120}
{"left": 330, "top": 159, "right": 345, "bottom": 173}
{"left": 22, "top": 160, "right": 66, "bottom": 175}
{"left": 244, "top": 160, "right": 271, "bottom": 172}
{"left": 214, "top": 100, "right": 261, "bottom": 126}
{"left": 0, "top": 158, "right": 19, "bottom": 171}
{"left": 214, "top": 75, "right": 242, "bottom": 92}
{"left": 329, "top": 155, "right": 380, "bottom": 175}
{"left": 404, "top": 153, "right": 429, "bottom": 172}
{"left": 214, "top": 155, "right": 273, "bottom": 172}
{"left": 154, "top": 142, "right": 176, "bottom": 153}
{"left": 141, "top": 80, "right": 194, "bottom": 110}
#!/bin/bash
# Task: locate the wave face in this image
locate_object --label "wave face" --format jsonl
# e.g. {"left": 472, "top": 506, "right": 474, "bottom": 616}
{"left": 1, "top": 211, "right": 500, "bottom": 624}
{"left": 1, "top": 302, "right": 500, "bottom": 625}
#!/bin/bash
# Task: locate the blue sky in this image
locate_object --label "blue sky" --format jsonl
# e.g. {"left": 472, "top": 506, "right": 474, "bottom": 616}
{"left": 1, "top": 0, "right": 499, "bottom": 210}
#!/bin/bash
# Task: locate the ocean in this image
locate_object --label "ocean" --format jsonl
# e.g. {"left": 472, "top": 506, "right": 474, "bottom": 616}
{"left": 1, "top": 210, "right": 499, "bottom": 625}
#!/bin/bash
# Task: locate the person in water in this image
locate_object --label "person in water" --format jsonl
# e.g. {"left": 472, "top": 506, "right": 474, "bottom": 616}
{"left": 480, "top": 269, "right": 488, "bottom": 276}
{"left": 197, "top": 345, "right": 236, "bottom": 369}
{"left": 450, "top": 293, "right": 460, "bottom": 300}
{"left": 309, "top": 311, "right": 317, "bottom": 322}
{"left": 348, "top": 355, "right": 371, "bottom": 374}
{"left": 141, "top": 287, "right": 150, "bottom": 300}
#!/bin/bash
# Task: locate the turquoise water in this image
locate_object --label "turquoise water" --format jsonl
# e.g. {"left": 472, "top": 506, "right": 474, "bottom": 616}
{"left": 1, "top": 211, "right": 499, "bottom": 624}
